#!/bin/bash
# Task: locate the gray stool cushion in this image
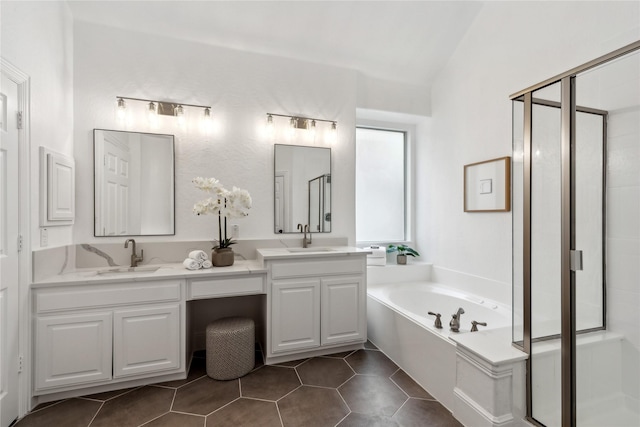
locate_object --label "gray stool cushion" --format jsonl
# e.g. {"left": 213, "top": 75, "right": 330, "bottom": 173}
{"left": 206, "top": 317, "right": 255, "bottom": 380}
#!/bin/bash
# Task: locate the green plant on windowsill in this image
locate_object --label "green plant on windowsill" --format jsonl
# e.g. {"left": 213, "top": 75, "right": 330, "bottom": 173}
{"left": 387, "top": 244, "right": 420, "bottom": 265}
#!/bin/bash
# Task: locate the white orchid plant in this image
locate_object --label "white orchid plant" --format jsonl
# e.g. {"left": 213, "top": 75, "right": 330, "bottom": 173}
{"left": 192, "top": 177, "right": 252, "bottom": 249}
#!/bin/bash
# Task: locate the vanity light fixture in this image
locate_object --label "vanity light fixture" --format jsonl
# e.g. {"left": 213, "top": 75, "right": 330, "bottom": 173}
{"left": 115, "top": 96, "right": 213, "bottom": 131}
{"left": 265, "top": 113, "right": 338, "bottom": 144}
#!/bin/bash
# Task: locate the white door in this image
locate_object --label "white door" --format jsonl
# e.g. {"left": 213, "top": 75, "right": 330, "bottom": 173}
{"left": 274, "top": 175, "right": 285, "bottom": 233}
{"left": 0, "top": 73, "right": 20, "bottom": 427}
{"left": 96, "top": 133, "right": 130, "bottom": 236}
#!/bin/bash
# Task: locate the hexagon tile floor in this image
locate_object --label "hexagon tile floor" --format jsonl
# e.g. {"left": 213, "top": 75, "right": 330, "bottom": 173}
{"left": 15, "top": 342, "right": 462, "bottom": 427}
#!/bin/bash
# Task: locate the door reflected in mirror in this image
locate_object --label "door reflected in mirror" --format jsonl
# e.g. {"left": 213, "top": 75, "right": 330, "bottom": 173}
{"left": 94, "top": 129, "right": 175, "bottom": 237}
{"left": 274, "top": 144, "right": 331, "bottom": 234}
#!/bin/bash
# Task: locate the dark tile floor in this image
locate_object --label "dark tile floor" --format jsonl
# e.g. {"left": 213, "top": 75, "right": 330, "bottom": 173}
{"left": 16, "top": 342, "right": 462, "bottom": 427}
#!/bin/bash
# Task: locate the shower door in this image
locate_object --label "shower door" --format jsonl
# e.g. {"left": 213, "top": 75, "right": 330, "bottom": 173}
{"left": 512, "top": 41, "right": 640, "bottom": 427}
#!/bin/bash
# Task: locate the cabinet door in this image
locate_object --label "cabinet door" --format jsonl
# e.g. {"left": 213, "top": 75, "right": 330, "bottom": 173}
{"left": 35, "top": 312, "right": 112, "bottom": 390}
{"left": 272, "top": 279, "right": 320, "bottom": 353}
{"left": 113, "top": 304, "right": 181, "bottom": 378}
{"left": 321, "top": 276, "right": 366, "bottom": 345}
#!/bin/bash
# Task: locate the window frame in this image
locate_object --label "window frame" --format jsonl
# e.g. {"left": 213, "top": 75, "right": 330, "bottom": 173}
{"left": 355, "top": 120, "right": 415, "bottom": 247}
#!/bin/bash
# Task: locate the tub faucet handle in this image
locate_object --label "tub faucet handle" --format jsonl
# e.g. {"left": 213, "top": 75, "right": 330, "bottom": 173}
{"left": 470, "top": 321, "right": 487, "bottom": 332}
{"left": 428, "top": 312, "right": 442, "bottom": 329}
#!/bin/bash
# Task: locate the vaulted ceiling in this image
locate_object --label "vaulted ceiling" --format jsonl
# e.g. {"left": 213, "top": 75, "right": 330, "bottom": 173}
{"left": 67, "top": 0, "right": 483, "bottom": 88}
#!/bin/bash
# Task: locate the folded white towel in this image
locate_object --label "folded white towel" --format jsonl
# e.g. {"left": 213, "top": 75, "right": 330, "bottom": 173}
{"left": 201, "top": 260, "right": 212, "bottom": 269}
{"left": 188, "top": 250, "right": 208, "bottom": 261}
{"left": 366, "top": 246, "right": 387, "bottom": 258}
{"left": 183, "top": 258, "right": 200, "bottom": 270}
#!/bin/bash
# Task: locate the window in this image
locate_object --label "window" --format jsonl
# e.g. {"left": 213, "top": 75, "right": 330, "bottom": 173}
{"left": 355, "top": 127, "right": 406, "bottom": 242}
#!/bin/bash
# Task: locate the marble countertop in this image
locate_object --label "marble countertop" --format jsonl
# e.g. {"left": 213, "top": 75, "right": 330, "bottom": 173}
{"left": 33, "top": 247, "right": 371, "bottom": 288}
{"left": 32, "top": 259, "right": 267, "bottom": 288}
{"left": 257, "top": 246, "right": 370, "bottom": 261}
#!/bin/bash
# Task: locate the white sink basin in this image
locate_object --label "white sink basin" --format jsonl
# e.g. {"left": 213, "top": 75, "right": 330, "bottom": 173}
{"left": 286, "top": 247, "right": 336, "bottom": 253}
{"left": 96, "top": 265, "right": 162, "bottom": 275}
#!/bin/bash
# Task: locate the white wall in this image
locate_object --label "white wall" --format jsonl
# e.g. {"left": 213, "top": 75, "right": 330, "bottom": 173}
{"left": 1, "top": 0, "right": 74, "bottom": 249}
{"left": 73, "top": 21, "right": 360, "bottom": 245}
{"left": 418, "top": 1, "right": 640, "bottom": 286}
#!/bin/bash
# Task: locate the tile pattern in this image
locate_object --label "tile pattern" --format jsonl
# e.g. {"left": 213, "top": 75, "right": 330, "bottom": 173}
{"left": 16, "top": 343, "right": 462, "bottom": 427}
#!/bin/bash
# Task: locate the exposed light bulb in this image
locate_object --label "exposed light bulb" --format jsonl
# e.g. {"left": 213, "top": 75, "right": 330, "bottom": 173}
{"left": 326, "top": 121, "right": 337, "bottom": 144}
{"left": 288, "top": 117, "right": 297, "bottom": 139}
{"left": 202, "top": 107, "right": 213, "bottom": 134}
{"left": 116, "top": 98, "right": 127, "bottom": 123}
{"left": 265, "top": 114, "right": 274, "bottom": 138}
{"left": 175, "top": 104, "right": 185, "bottom": 127}
{"left": 309, "top": 120, "right": 317, "bottom": 141}
{"left": 148, "top": 102, "right": 158, "bottom": 127}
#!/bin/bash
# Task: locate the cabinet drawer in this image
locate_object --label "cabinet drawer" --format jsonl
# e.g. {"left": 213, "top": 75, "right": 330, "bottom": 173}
{"left": 271, "top": 257, "right": 365, "bottom": 279}
{"left": 188, "top": 275, "right": 265, "bottom": 299}
{"left": 35, "top": 281, "right": 182, "bottom": 313}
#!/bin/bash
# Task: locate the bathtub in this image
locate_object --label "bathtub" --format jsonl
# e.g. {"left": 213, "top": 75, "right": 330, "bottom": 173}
{"left": 367, "top": 278, "right": 512, "bottom": 412}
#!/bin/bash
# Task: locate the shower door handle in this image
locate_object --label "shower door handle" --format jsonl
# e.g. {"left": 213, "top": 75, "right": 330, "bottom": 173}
{"left": 570, "top": 250, "right": 583, "bottom": 271}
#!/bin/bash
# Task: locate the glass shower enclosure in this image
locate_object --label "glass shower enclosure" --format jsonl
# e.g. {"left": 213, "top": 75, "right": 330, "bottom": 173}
{"left": 512, "top": 41, "right": 640, "bottom": 427}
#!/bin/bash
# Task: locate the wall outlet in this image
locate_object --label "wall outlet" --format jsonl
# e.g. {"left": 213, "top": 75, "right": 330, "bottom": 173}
{"left": 40, "top": 228, "right": 48, "bottom": 247}
{"left": 231, "top": 224, "right": 239, "bottom": 238}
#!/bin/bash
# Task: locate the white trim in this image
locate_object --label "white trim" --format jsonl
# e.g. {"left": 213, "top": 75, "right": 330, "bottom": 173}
{"left": 454, "top": 387, "right": 516, "bottom": 426}
{"left": 1, "top": 57, "right": 32, "bottom": 417}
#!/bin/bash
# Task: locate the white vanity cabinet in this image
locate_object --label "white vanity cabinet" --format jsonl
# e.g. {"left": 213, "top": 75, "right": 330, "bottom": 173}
{"left": 33, "top": 279, "right": 184, "bottom": 394}
{"left": 264, "top": 254, "right": 367, "bottom": 361}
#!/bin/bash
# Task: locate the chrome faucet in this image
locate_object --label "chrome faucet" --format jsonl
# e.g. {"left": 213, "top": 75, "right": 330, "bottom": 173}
{"left": 297, "top": 224, "right": 312, "bottom": 248}
{"left": 449, "top": 307, "right": 465, "bottom": 332}
{"left": 124, "top": 239, "right": 144, "bottom": 268}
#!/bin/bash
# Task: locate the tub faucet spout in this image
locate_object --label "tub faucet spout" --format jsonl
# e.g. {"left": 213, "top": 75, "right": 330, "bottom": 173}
{"left": 449, "top": 307, "right": 465, "bottom": 332}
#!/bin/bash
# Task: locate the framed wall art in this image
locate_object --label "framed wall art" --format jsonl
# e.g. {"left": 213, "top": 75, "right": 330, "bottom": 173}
{"left": 464, "top": 156, "right": 511, "bottom": 212}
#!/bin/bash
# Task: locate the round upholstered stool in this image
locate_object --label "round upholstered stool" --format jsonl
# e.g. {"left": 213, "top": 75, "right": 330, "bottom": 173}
{"left": 206, "top": 317, "right": 255, "bottom": 380}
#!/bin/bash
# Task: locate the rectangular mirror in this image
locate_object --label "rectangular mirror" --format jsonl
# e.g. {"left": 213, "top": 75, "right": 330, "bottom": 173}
{"left": 94, "top": 129, "right": 175, "bottom": 236}
{"left": 274, "top": 144, "right": 331, "bottom": 234}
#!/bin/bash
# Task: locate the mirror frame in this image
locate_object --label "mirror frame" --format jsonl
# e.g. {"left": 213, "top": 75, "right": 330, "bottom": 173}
{"left": 273, "top": 143, "right": 331, "bottom": 234}
{"left": 93, "top": 129, "right": 176, "bottom": 237}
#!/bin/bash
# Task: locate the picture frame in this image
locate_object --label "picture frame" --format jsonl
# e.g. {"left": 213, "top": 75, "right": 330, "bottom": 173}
{"left": 464, "top": 156, "right": 511, "bottom": 212}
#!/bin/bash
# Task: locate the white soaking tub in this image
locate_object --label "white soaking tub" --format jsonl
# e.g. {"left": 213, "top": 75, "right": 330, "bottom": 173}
{"left": 367, "top": 275, "right": 512, "bottom": 412}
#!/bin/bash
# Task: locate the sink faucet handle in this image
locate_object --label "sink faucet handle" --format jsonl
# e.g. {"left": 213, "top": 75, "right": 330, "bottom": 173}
{"left": 428, "top": 312, "right": 442, "bottom": 329}
{"left": 470, "top": 321, "right": 487, "bottom": 332}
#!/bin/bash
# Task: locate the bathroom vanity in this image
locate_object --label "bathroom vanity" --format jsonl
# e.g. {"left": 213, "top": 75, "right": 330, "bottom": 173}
{"left": 31, "top": 247, "right": 368, "bottom": 401}
{"left": 257, "top": 248, "right": 368, "bottom": 364}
